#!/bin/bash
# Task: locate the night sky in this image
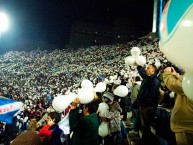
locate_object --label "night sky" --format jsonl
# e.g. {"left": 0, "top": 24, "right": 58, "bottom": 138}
{"left": 0, "top": 0, "right": 154, "bottom": 50}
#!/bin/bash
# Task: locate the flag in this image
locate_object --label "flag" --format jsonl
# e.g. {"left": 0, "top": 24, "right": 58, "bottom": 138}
{"left": 0, "top": 97, "right": 23, "bottom": 124}
{"left": 58, "top": 113, "right": 70, "bottom": 134}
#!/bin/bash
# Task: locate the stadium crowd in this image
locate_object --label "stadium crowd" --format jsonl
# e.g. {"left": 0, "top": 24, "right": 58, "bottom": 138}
{"left": 0, "top": 38, "right": 192, "bottom": 145}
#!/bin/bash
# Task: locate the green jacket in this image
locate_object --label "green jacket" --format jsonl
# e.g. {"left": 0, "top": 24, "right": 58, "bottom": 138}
{"left": 69, "top": 109, "right": 99, "bottom": 145}
{"left": 130, "top": 82, "right": 141, "bottom": 103}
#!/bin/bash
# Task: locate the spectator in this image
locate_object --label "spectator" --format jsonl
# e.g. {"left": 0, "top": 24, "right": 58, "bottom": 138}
{"left": 163, "top": 67, "right": 193, "bottom": 145}
{"left": 69, "top": 98, "right": 99, "bottom": 145}
{"left": 36, "top": 106, "right": 55, "bottom": 129}
{"left": 130, "top": 76, "right": 141, "bottom": 104}
{"left": 38, "top": 112, "right": 64, "bottom": 145}
{"left": 135, "top": 64, "right": 160, "bottom": 144}
{"left": 11, "top": 131, "right": 44, "bottom": 145}
{"left": 129, "top": 76, "right": 141, "bottom": 135}
{"left": 99, "top": 92, "right": 122, "bottom": 145}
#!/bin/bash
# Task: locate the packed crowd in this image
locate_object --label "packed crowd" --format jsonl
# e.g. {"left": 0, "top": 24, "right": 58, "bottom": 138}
{"left": 0, "top": 38, "right": 192, "bottom": 145}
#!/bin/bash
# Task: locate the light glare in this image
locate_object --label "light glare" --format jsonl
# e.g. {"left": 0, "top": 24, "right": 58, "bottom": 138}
{"left": 0, "top": 12, "right": 9, "bottom": 32}
{"left": 182, "top": 20, "right": 192, "bottom": 27}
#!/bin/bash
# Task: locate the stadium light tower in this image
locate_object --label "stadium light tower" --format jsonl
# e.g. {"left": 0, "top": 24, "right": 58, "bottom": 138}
{"left": 0, "top": 12, "right": 9, "bottom": 41}
{"left": 152, "top": 0, "right": 158, "bottom": 33}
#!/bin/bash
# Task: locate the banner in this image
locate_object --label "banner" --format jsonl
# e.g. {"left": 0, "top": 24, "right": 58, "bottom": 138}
{"left": 0, "top": 97, "right": 23, "bottom": 124}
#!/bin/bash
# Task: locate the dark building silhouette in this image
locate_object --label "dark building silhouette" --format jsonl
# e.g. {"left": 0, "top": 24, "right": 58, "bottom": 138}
{"left": 68, "top": 20, "right": 135, "bottom": 48}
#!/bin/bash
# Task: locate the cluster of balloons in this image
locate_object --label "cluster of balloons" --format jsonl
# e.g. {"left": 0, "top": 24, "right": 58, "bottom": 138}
{"left": 52, "top": 78, "right": 129, "bottom": 113}
{"left": 52, "top": 79, "right": 130, "bottom": 137}
{"left": 159, "top": 0, "right": 193, "bottom": 100}
{"left": 52, "top": 79, "right": 107, "bottom": 112}
{"left": 125, "top": 47, "right": 146, "bottom": 66}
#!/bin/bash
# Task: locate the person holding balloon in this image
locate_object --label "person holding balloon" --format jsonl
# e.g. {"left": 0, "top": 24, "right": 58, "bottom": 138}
{"left": 135, "top": 64, "right": 160, "bottom": 144}
{"left": 163, "top": 67, "right": 193, "bottom": 145}
{"left": 69, "top": 98, "right": 99, "bottom": 145}
{"left": 98, "top": 92, "right": 122, "bottom": 145}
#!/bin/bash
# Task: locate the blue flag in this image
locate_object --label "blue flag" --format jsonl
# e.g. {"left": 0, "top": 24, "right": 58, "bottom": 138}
{"left": 0, "top": 97, "right": 23, "bottom": 124}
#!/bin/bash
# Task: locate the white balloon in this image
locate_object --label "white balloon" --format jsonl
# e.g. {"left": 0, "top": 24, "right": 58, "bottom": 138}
{"left": 98, "top": 122, "right": 109, "bottom": 137}
{"left": 94, "top": 82, "right": 106, "bottom": 93}
{"left": 52, "top": 95, "right": 72, "bottom": 112}
{"left": 104, "top": 78, "right": 109, "bottom": 84}
{"left": 169, "top": 92, "right": 175, "bottom": 98}
{"left": 109, "top": 76, "right": 114, "bottom": 80}
{"left": 113, "top": 85, "right": 128, "bottom": 97}
{"left": 113, "top": 79, "right": 121, "bottom": 85}
{"left": 113, "top": 75, "right": 118, "bottom": 80}
{"left": 52, "top": 96, "right": 63, "bottom": 112}
{"left": 78, "top": 88, "right": 94, "bottom": 104}
{"left": 159, "top": 0, "right": 193, "bottom": 72}
{"left": 124, "top": 73, "right": 129, "bottom": 78}
{"left": 131, "top": 47, "right": 141, "bottom": 57}
{"left": 125, "top": 56, "right": 136, "bottom": 66}
{"left": 109, "top": 79, "right": 114, "bottom": 84}
{"left": 68, "top": 93, "right": 77, "bottom": 103}
{"left": 182, "top": 71, "right": 193, "bottom": 101}
{"left": 81, "top": 79, "right": 93, "bottom": 89}
{"left": 98, "top": 102, "right": 109, "bottom": 115}
{"left": 155, "top": 61, "right": 161, "bottom": 68}
{"left": 136, "top": 56, "right": 146, "bottom": 66}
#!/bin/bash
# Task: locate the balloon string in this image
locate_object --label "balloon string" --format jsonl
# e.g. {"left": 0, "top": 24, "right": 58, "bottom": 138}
{"left": 102, "top": 138, "right": 104, "bottom": 145}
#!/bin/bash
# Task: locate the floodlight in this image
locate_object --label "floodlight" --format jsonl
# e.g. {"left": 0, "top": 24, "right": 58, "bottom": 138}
{"left": 0, "top": 12, "right": 9, "bottom": 32}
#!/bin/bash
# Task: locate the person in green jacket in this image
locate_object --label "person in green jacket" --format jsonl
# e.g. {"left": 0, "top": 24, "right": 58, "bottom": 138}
{"left": 69, "top": 98, "right": 99, "bottom": 145}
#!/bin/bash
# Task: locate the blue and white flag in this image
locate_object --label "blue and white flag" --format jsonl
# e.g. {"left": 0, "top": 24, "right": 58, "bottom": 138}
{"left": 0, "top": 98, "right": 23, "bottom": 124}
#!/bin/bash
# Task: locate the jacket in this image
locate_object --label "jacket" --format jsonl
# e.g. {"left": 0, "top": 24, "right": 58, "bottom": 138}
{"left": 11, "top": 131, "right": 43, "bottom": 145}
{"left": 99, "top": 101, "right": 122, "bottom": 134}
{"left": 38, "top": 124, "right": 64, "bottom": 145}
{"left": 51, "top": 125, "right": 64, "bottom": 145}
{"left": 163, "top": 71, "right": 193, "bottom": 133}
{"left": 69, "top": 109, "right": 99, "bottom": 145}
{"left": 130, "top": 81, "right": 141, "bottom": 103}
{"left": 38, "top": 124, "right": 53, "bottom": 139}
{"left": 136, "top": 66, "right": 160, "bottom": 108}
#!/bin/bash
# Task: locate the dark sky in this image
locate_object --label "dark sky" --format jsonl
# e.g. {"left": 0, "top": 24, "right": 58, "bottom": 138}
{"left": 0, "top": 0, "right": 154, "bottom": 49}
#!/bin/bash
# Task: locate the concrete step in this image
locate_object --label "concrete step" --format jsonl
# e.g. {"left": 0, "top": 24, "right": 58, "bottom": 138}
{"left": 127, "top": 134, "right": 142, "bottom": 145}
